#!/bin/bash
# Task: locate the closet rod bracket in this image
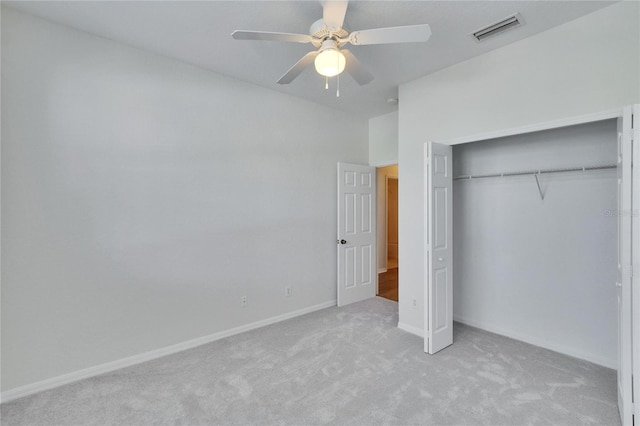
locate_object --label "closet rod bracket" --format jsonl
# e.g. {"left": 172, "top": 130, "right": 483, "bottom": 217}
{"left": 534, "top": 173, "right": 544, "bottom": 201}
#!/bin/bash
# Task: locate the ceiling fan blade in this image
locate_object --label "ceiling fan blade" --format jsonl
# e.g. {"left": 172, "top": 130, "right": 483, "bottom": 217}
{"left": 231, "top": 30, "right": 314, "bottom": 44}
{"left": 342, "top": 50, "right": 374, "bottom": 86}
{"left": 277, "top": 51, "right": 319, "bottom": 84}
{"left": 349, "top": 24, "right": 432, "bottom": 45}
{"left": 323, "top": 0, "right": 348, "bottom": 29}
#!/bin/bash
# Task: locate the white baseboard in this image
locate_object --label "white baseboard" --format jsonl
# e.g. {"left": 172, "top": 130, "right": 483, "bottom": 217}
{"left": 1, "top": 300, "right": 337, "bottom": 403}
{"left": 397, "top": 322, "right": 424, "bottom": 338}
{"left": 453, "top": 315, "right": 616, "bottom": 370}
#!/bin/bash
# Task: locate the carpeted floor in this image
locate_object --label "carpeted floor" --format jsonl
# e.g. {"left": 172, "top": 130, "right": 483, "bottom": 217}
{"left": 1, "top": 297, "right": 620, "bottom": 425}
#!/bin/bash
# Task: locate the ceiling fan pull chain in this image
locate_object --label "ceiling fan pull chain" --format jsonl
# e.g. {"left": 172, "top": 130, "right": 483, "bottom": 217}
{"left": 325, "top": 76, "right": 329, "bottom": 90}
{"left": 336, "top": 53, "right": 340, "bottom": 97}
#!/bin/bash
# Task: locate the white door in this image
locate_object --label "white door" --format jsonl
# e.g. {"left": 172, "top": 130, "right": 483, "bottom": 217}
{"left": 617, "top": 105, "right": 636, "bottom": 425}
{"left": 424, "top": 142, "right": 453, "bottom": 354}
{"left": 337, "top": 163, "right": 376, "bottom": 307}
{"left": 632, "top": 104, "right": 640, "bottom": 426}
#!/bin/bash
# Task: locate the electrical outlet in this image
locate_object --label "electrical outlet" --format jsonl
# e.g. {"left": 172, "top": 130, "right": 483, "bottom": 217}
{"left": 285, "top": 286, "right": 292, "bottom": 298}
{"left": 412, "top": 298, "right": 417, "bottom": 309}
{"left": 241, "top": 296, "right": 248, "bottom": 307}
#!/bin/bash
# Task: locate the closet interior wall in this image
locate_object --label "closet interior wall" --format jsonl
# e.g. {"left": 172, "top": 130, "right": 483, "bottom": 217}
{"left": 452, "top": 119, "right": 618, "bottom": 368}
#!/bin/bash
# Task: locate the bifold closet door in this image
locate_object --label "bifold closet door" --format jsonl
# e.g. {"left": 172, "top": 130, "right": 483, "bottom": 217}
{"left": 617, "top": 105, "right": 637, "bottom": 426}
{"left": 632, "top": 104, "right": 640, "bottom": 426}
{"left": 424, "top": 142, "right": 453, "bottom": 354}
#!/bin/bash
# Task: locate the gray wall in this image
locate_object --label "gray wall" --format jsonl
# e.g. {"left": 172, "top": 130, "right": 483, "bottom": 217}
{"left": 1, "top": 7, "right": 368, "bottom": 392}
{"left": 369, "top": 111, "right": 398, "bottom": 167}
{"left": 453, "top": 120, "right": 618, "bottom": 367}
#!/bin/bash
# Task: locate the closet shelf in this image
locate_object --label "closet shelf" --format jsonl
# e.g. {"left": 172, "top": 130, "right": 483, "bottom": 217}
{"left": 453, "top": 164, "right": 617, "bottom": 181}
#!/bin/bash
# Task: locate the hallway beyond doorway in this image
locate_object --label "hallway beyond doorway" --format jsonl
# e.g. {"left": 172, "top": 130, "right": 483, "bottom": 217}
{"left": 378, "top": 268, "right": 398, "bottom": 302}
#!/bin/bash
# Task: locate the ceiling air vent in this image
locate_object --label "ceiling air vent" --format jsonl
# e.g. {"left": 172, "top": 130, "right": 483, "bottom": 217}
{"left": 472, "top": 13, "right": 524, "bottom": 42}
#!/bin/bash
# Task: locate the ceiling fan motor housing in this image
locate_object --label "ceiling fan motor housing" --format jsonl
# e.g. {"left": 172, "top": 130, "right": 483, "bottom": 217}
{"left": 310, "top": 18, "right": 348, "bottom": 42}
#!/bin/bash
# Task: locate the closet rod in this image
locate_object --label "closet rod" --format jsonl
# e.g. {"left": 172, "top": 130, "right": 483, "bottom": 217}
{"left": 453, "top": 164, "right": 617, "bottom": 181}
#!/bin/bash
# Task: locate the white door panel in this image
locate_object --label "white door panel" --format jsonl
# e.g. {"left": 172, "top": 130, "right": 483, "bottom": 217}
{"left": 632, "top": 104, "right": 640, "bottom": 426}
{"left": 617, "top": 106, "right": 635, "bottom": 425}
{"left": 425, "top": 142, "right": 453, "bottom": 354}
{"left": 337, "top": 163, "right": 376, "bottom": 307}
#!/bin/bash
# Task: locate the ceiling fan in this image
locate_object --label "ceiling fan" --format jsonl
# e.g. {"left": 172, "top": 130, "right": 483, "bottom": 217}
{"left": 231, "top": 0, "right": 432, "bottom": 89}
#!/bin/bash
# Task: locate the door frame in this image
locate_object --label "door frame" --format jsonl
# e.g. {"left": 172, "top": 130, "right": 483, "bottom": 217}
{"left": 375, "top": 164, "right": 399, "bottom": 276}
{"left": 630, "top": 104, "right": 640, "bottom": 426}
{"left": 442, "top": 108, "right": 623, "bottom": 146}
{"left": 385, "top": 174, "right": 398, "bottom": 270}
{"left": 618, "top": 106, "right": 634, "bottom": 425}
{"left": 428, "top": 105, "right": 637, "bottom": 423}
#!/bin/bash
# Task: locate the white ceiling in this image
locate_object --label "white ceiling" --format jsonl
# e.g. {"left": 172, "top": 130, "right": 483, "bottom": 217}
{"left": 5, "top": 0, "right": 616, "bottom": 119}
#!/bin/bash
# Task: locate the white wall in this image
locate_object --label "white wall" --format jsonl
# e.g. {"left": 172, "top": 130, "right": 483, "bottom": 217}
{"left": 1, "top": 7, "right": 368, "bottom": 392}
{"left": 398, "top": 2, "right": 639, "bottom": 341}
{"left": 453, "top": 120, "right": 618, "bottom": 367}
{"left": 369, "top": 111, "right": 398, "bottom": 166}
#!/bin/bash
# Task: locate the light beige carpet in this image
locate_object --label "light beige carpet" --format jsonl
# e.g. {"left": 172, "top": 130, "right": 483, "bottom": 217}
{"left": 1, "top": 297, "right": 619, "bottom": 425}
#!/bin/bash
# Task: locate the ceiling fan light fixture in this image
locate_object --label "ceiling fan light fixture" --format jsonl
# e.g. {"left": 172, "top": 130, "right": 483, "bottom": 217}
{"left": 314, "top": 39, "right": 346, "bottom": 77}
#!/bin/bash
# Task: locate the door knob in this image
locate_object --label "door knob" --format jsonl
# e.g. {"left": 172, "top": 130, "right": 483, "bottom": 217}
{"left": 337, "top": 239, "right": 347, "bottom": 245}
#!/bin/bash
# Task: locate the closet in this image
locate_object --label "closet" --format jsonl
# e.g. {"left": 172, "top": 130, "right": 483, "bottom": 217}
{"left": 451, "top": 118, "right": 618, "bottom": 367}
{"left": 423, "top": 106, "right": 638, "bottom": 424}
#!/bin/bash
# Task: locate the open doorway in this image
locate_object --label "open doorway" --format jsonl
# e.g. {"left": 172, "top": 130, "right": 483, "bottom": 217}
{"left": 377, "top": 165, "right": 398, "bottom": 302}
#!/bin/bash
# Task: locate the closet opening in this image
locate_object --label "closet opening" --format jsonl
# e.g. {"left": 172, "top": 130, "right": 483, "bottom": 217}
{"left": 451, "top": 118, "right": 618, "bottom": 367}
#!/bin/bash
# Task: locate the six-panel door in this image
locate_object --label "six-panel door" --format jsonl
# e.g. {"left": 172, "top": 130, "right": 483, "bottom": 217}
{"left": 337, "top": 163, "right": 376, "bottom": 307}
